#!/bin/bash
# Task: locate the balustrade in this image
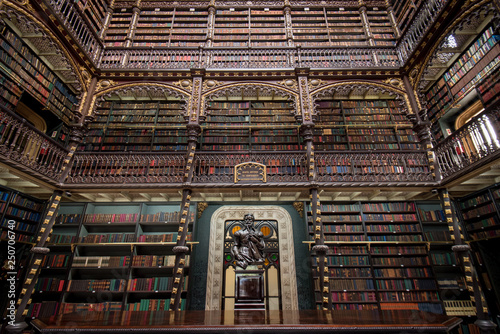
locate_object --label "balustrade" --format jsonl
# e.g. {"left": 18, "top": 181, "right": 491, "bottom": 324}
{"left": 434, "top": 106, "right": 500, "bottom": 181}
{"left": 397, "top": 0, "right": 448, "bottom": 62}
{"left": 66, "top": 150, "right": 438, "bottom": 185}
{"left": 193, "top": 152, "right": 309, "bottom": 184}
{"left": 0, "top": 109, "right": 68, "bottom": 180}
{"left": 315, "top": 152, "right": 434, "bottom": 183}
{"left": 46, "top": 0, "right": 102, "bottom": 63}
{"left": 99, "top": 47, "right": 401, "bottom": 70}
{"left": 40, "top": 0, "right": 450, "bottom": 70}
{"left": 66, "top": 152, "right": 186, "bottom": 184}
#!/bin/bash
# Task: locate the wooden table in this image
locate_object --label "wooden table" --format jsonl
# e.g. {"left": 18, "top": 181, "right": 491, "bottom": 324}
{"left": 31, "top": 310, "right": 462, "bottom": 333}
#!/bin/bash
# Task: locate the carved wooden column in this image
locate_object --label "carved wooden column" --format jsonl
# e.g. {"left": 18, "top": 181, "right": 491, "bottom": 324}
{"left": 403, "top": 75, "right": 441, "bottom": 181}
{"left": 310, "top": 188, "right": 329, "bottom": 310}
{"left": 283, "top": 0, "right": 294, "bottom": 47}
{"left": 386, "top": 5, "right": 401, "bottom": 39}
{"left": 438, "top": 189, "right": 497, "bottom": 334}
{"left": 170, "top": 188, "right": 194, "bottom": 311}
{"left": 205, "top": 0, "right": 215, "bottom": 48}
{"left": 6, "top": 191, "right": 63, "bottom": 334}
{"left": 98, "top": 0, "right": 115, "bottom": 40}
{"left": 124, "top": 0, "right": 141, "bottom": 48}
{"left": 170, "top": 72, "right": 203, "bottom": 311}
{"left": 359, "top": 5, "right": 374, "bottom": 46}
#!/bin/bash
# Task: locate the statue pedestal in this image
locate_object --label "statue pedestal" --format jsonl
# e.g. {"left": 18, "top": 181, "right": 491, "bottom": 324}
{"left": 234, "top": 265, "right": 265, "bottom": 310}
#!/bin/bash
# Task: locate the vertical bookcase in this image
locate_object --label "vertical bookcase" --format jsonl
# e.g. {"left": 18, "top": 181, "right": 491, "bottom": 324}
{"left": 213, "top": 9, "right": 249, "bottom": 47}
{"left": 325, "top": 8, "right": 367, "bottom": 47}
{"left": 169, "top": 8, "right": 208, "bottom": 47}
{"left": 80, "top": 100, "right": 188, "bottom": 152}
{"left": 104, "top": 8, "right": 133, "bottom": 47}
{"left": 0, "top": 186, "right": 45, "bottom": 243}
{"left": 313, "top": 99, "right": 421, "bottom": 151}
{"left": 456, "top": 185, "right": 500, "bottom": 326}
{"left": 27, "top": 202, "right": 195, "bottom": 317}
{"left": 477, "top": 68, "right": 500, "bottom": 109}
{"left": 458, "top": 190, "right": 500, "bottom": 241}
{"left": 133, "top": 8, "right": 173, "bottom": 47}
{"left": 307, "top": 201, "right": 444, "bottom": 313}
{"left": 201, "top": 100, "right": 300, "bottom": 151}
{"left": 366, "top": 8, "right": 396, "bottom": 46}
{"left": 249, "top": 9, "right": 286, "bottom": 47}
{"left": 0, "top": 186, "right": 46, "bottom": 318}
{"left": 290, "top": 8, "right": 330, "bottom": 47}
{"left": 425, "top": 25, "right": 500, "bottom": 142}
{"left": 0, "top": 27, "right": 78, "bottom": 123}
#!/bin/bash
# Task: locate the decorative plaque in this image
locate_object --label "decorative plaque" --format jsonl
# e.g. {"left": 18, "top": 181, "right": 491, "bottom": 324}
{"left": 234, "top": 162, "right": 266, "bottom": 183}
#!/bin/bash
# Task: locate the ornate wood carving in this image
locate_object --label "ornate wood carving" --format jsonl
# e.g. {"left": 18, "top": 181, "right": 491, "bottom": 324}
{"left": 205, "top": 206, "right": 298, "bottom": 311}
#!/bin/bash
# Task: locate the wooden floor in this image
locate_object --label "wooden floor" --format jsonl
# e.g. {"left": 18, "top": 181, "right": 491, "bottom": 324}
{"left": 31, "top": 310, "right": 462, "bottom": 333}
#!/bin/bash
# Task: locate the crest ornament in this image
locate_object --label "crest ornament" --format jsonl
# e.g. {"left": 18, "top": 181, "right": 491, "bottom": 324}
{"left": 202, "top": 79, "right": 223, "bottom": 92}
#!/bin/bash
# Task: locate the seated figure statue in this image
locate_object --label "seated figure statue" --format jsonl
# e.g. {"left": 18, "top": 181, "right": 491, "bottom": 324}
{"left": 231, "top": 213, "right": 265, "bottom": 269}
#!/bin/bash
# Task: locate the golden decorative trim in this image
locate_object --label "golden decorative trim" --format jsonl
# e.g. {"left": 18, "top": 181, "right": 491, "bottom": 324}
{"left": 278, "top": 78, "right": 298, "bottom": 91}
{"left": 96, "top": 79, "right": 117, "bottom": 92}
{"left": 383, "top": 78, "right": 404, "bottom": 90}
{"left": 200, "top": 82, "right": 299, "bottom": 116}
{"left": 202, "top": 79, "right": 223, "bottom": 92}
{"left": 310, "top": 80, "right": 414, "bottom": 114}
{"left": 293, "top": 201, "right": 304, "bottom": 218}
{"left": 197, "top": 202, "right": 208, "bottom": 219}
{"left": 173, "top": 79, "right": 193, "bottom": 91}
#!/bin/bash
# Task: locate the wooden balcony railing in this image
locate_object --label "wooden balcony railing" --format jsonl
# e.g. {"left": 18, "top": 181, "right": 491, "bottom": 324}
{"left": 66, "top": 152, "right": 186, "bottom": 185}
{"left": 434, "top": 105, "right": 500, "bottom": 182}
{"left": 45, "top": 0, "right": 103, "bottom": 64}
{"left": 192, "top": 152, "right": 309, "bottom": 184}
{"left": 396, "top": 0, "right": 448, "bottom": 62}
{"left": 0, "top": 108, "right": 69, "bottom": 181}
{"left": 315, "top": 152, "right": 434, "bottom": 184}
{"left": 99, "top": 47, "right": 402, "bottom": 70}
{"left": 65, "top": 150, "right": 436, "bottom": 186}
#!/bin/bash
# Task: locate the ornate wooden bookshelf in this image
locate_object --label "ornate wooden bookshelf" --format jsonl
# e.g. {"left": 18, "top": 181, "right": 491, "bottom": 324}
{"left": 307, "top": 201, "right": 443, "bottom": 313}
{"left": 366, "top": 8, "right": 396, "bottom": 46}
{"left": 133, "top": 8, "right": 173, "bottom": 47}
{"left": 425, "top": 25, "right": 500, "bottom": 143}
{"left": 104, "top": 8, "right": 132, "bottom": 47}
{"left": 0, "top": 27, "right": 78, "bottom": 124}
{"left": 201, "top": 100, "right": 300, "bottom": 152}
{"left": 81, "top": 100, "right": 187, "bottom": 152}
{"left": 26, "top": 202, "right": 195, "bottom": 317}
{"left": 313, "top": 99, "right": 420, "bottom": 151}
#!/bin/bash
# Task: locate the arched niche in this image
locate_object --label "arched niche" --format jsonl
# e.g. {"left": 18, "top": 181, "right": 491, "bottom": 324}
{"left": 205, "top": 206, "right": 298, "bottom": 311}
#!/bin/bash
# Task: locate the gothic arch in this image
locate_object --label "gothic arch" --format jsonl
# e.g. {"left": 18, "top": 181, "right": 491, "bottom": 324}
{"left": 205, "top": 205, "right": 298, "bottom": 311}
{"left": 1, "top": 0, "right": 87, "bottom": 93}
{"left": 201, "top": 82, "right": 300, "bottom": 118}
{"left": 310, "top": 80, "right": 412, "bottom": 116}
{"left": 90, "top": 82, "right": 192, "bottom": 117}
{"left": 414, "top": 0, "right": 499, "bottom": 94}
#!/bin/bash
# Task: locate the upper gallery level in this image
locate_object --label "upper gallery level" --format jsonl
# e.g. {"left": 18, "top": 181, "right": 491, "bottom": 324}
{"left": 0, "top": 0, "right": 456, "bottom": 71}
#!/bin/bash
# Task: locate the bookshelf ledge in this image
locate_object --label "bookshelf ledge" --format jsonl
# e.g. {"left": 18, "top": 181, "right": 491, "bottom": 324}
{"left": 31, "top": 310, "right": 461, "bottom": 333}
